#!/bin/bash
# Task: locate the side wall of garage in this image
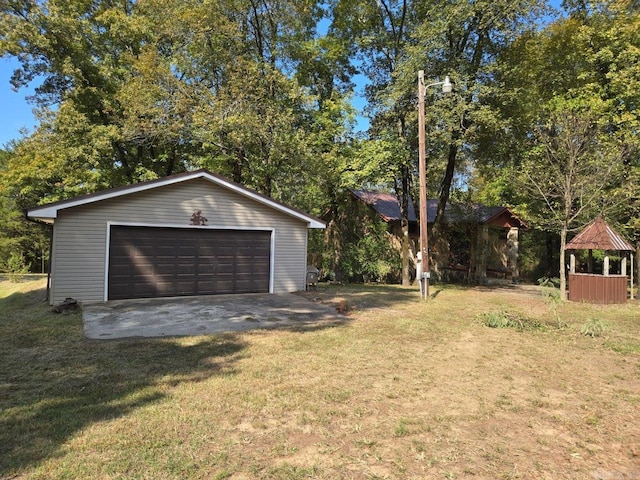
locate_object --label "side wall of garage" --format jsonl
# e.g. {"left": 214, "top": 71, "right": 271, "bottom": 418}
{"left": 50, "top": 178, "right": 309, "bottom": 304}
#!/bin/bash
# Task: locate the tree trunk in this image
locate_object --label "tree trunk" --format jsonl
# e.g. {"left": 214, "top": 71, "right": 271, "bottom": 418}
{"left": 398, "top": 168, "right": 412, "bottom": 287}
{"left": 559, "top": 224, "right": 568, "bottom": 301}
{"left": 433, "top": 142, "right": 458, "bottom": 236}
{"left": 545, "top": 234, "right": 555, "bottom": 277}
{"left": 430, "top": 142, "right": 458, "bottom": 276}
{"left": 395, "top": 107, "right": 412, "bottom": 287}
{"left": 636, "top": 240, "right": 640, "bottom": 300}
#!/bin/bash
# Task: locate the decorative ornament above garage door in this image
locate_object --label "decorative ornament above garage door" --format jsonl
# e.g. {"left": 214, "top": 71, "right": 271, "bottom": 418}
{"left": 190, "top": 210, "right": 208, "bottom": 225}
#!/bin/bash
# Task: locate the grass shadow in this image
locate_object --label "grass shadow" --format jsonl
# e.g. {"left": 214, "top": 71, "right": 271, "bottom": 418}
{"left": 0, "top": 287, "right": 247, "bottom": 477}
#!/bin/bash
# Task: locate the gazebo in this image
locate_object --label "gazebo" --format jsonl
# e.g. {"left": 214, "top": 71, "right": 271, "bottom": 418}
{"left": 565, "top": 216, "right": 635, "bottom": 304}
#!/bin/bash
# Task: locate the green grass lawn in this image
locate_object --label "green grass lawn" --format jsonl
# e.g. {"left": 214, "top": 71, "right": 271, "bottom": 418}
{"left": 1, "top": 279, "right": 639, "bottom": 479}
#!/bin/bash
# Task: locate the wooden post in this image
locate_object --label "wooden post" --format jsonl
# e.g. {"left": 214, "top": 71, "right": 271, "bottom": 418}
{"left": 477, "top": 224, "right": 489, "bottom": 284}
{"left": 570, "top": 253, "right": 575, "bottom": 274}
{"left": 604, "top": 253, "right": 610, "bottom": 276}
{"left": 507, "top": 227, "right": 519, "bottom": 282}
{"left": 417, "top": 70, "right": 429, "bottom": 300}
{"left": 629, "top": 253, "right": 633, "bottom": 299}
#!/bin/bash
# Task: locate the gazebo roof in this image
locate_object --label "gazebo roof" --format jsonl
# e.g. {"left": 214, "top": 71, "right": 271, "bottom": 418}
{"left": 565, "top": 216, "right": 635, "bottom": 252}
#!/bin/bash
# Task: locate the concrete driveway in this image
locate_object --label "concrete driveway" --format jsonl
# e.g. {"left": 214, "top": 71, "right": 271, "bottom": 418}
{"left": 82, "top": 293, "right": 341, "bottom": 339}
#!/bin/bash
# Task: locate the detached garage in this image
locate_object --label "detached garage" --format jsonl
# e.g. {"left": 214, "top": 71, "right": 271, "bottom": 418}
{"left": 27, "top": 169, "right": 325, "bottom": 305}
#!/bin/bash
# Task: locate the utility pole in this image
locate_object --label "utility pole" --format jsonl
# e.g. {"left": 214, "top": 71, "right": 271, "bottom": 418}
{"left": 417, "top": 71, "right": 429, "bottom": 300}
{"left": 417, "top": 71, "right": 452, "bottom": 300}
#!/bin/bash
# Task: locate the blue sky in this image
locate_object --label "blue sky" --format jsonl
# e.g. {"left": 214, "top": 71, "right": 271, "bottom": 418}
{"left": 0, "top": 57, "right": 39, "bottom": 147}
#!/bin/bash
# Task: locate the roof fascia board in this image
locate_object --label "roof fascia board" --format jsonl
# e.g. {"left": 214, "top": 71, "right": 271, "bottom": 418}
{"left": 210, "top": 173, "right": 325, "bottom": 228}
{"left": 483, "top": 207, "right": 528, "bottom": 229}
{"left": 27, "top": 170, "right": 325, "bottom": 229}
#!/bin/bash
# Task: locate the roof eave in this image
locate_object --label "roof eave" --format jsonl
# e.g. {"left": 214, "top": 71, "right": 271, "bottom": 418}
{"left": 26, "top": 169, "right": 326, "bottom": 229}
{"left": 483, "top": 207, "right": 529, "bottom": 229}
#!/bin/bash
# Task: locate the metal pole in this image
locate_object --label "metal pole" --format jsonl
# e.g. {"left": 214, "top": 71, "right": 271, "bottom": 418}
{"left": 418, "top": 70, "right": 429, "bottom": 300}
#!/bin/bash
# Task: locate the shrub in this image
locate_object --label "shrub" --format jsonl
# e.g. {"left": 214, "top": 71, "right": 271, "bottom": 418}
{"left": 482, "top": 311, "right": 513, "bottom": 329}
{"left": 538, "top": 276, "right": 563, "bottom": 328}
{"left": 478, "top": 311, "right": 544, "bottom": 332}
{"left": 5, "top": 253, "right": 28, "bottom": 283}
{"left": 580, "top": 318, "right": 609, "bottom": 338}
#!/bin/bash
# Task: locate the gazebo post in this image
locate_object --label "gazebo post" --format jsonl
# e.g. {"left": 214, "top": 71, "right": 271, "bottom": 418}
{"left": 631, "top": 254, "right": 634, "bottom": 300}
{"left": 569, "top": 253, "right": 576, "bottom": 274}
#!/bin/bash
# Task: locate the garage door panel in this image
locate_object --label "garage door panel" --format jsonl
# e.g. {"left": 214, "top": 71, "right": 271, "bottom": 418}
{"left": 108, "top": 226, "right": 271, "bottom": 300}
{"left": 156, "top": 245, "right": 177, "bottom": 256}
{"left": 213, "top": 280, "right": 235, "bottom": 294}
{"left": 198, "top": 264, "right": 216, "bottom": 274}
{"left": 176, "top": 264, "right": 197, "bottom": 275}
{"left": 176, "top": 281, "right": 197, "bottom": 295}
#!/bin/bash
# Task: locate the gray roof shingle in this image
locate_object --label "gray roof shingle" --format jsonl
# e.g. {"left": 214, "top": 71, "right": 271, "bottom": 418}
{"left": 349, "top": 190, "right": 526, "bottom": 227}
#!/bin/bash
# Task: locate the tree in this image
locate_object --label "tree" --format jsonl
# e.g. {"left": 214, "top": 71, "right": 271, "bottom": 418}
{"left": 402, "top": 0, "right": 546, "bottom": 271}
{"left": 0, "top": 144, "right": 50, "bottom": 274}
{"left": 520, "top": 98, "right": 625, "bottom": 298}
{"left": 1, "top": 0, "right": 353, "bottom": 206}
{"left": 477, "top": 0, "right": 640, "bottom": 290}
{"left": 329, "top": 0, "right": 545, "bottom": 284}
{"left": 1, "top": 0, "right": 356, "bottom": 274}
{"left": 326, "top": 0, "right": 417, "bottom": 285}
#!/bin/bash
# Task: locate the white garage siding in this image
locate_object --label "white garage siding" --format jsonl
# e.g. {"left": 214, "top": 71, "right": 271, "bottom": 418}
{"left": 49, "top": 178, "right": 310, "bottom": 304}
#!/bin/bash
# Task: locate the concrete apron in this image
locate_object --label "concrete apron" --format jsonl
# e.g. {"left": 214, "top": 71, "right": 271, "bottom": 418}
{"left": 82, "top": 293, "right": 340, "bottom": 340}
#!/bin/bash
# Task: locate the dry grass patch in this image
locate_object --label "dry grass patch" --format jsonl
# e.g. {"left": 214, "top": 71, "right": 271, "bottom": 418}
{"left": 1, "top": 280, "right": 640, "bottom": 479}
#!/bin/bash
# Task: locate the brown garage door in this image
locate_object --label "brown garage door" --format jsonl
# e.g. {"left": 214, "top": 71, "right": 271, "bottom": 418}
{"left": 108, "top": 226, "right": 271, "bottom": 300}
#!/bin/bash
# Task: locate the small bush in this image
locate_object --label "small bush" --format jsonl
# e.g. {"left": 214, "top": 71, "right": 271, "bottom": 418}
{"left": 482, "top": 311, "right": 513, "bottom": 329}
{"left": 538, "top": 276, "right": 564, "bottom": 328}
{"left": 478, "top": 311, "right": 545, "bottom": 332}
{"left": 5, "top": 253, "right": 28, "bottom": 283}
{"left": 580, "top": 318, "right": 609, "bottom": 338}
{"left": 538, "top": 276, "right": 560, "bottom": 289}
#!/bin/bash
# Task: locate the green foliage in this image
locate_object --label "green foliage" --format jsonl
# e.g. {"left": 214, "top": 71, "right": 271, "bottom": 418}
{"left": 321, "top": 191, "right": 401, "bottom": 284}
{"left": 538, "top": 276, "right": 560, "bottom": 289}
{"left": 478, "top": 311, "right": 545, "bottom": 332}
{"left": 481, "top": 311, "right": 513, "bottom": 329}
{"left": 0, "top": 0, "right": 348, "bottom": 210}
{"left": 5, "top": 253, "right": 28, "bottom": 283}
{"left": 0, "top": 146, "right": 51, "bottom": 273}
{"left": 354, "top": 229, "right": 400, "bottom": 284}
{"left": 538, "top": 277, "right": 564, "bottom": 327}
{"left": 479, "top": 2, "right": 640, "bottom": 296}
{"left": 580, "top": 318, "right": 609, "bottom": 338}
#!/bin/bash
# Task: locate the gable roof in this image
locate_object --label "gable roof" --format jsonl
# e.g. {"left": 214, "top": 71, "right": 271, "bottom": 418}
{"left": 350, "top": 190, "right": 419, "bottom": 222}
{"left": 349, "top": 190, "right": 527, "bottom": 228}
{"left": 27, "top": 169, "right": 326, "bottom": 228}
{"left": 565, "top": 216, "right": 634, "bottom": 252}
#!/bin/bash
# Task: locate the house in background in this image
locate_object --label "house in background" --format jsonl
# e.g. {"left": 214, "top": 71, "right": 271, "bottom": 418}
{"left": 347, "top": 189, "right": 528, "bottom": 284}
{"left": 27, "top": 169, "right": 325, "bottom": 305}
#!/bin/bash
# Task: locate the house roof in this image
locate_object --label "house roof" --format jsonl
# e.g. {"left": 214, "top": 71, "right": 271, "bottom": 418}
{"left": 350, "top": 190, "right": 419, "bottom": 222}
{"left": 565, "top": 216, "right": 634, "bottom": 252}
{"left": 349, "top": 190, "right": 527, "bottom": 228}
{"left": 27, "top": 169, "right": 326, "bottom": 229}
